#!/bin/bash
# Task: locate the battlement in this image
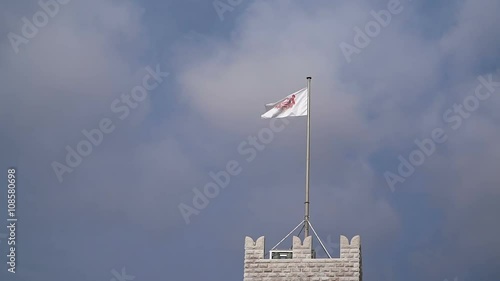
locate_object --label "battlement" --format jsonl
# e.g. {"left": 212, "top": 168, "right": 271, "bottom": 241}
{"left": 244, "top": 235, "right": 362, "bottom": 281}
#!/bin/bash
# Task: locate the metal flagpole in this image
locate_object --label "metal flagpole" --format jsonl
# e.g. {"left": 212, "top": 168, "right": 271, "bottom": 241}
{"left": 304, "top": 77, "right": 312, "bottom": 239}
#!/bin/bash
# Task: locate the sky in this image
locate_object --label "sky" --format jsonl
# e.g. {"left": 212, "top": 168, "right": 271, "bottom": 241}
{"left": 0, "top": 0, "right": 499, "bottom": 280}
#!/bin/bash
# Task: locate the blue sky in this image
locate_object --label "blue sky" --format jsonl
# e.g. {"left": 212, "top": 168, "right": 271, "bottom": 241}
{"left": 1, "top": 0, "right": 499, "bottom": 280}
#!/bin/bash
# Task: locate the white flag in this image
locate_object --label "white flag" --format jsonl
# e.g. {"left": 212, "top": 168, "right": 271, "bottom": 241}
{"left": 261, "top": 88, "right": 308, "bottom": 119}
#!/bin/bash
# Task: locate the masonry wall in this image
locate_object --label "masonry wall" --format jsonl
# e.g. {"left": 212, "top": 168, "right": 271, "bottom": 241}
{"left": 243, "top": 235, "right": 362, "bottom": 281}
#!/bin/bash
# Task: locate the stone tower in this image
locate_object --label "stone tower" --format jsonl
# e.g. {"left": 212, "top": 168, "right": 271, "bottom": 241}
{"left": 243, "top": 235, "right": 362, "bottom": 281}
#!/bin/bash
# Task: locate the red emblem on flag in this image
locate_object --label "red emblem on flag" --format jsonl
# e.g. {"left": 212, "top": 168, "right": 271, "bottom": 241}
{"left": 275, "top": 95, "right": 296, "bottom": 109}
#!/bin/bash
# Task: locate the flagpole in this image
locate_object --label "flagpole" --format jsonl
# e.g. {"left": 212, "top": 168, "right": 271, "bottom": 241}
{"left": 304, "top": 77, "right": 312, "bottom": 239}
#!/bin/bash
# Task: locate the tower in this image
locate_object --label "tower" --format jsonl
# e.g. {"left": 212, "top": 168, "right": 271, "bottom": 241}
{"left": 243, "top": 235, "right": 362, "bottom": 281}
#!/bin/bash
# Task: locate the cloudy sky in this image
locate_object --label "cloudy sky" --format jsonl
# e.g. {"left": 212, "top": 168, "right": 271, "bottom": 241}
{"left": 1, "top": 0, "right": 499, "bottom": 280}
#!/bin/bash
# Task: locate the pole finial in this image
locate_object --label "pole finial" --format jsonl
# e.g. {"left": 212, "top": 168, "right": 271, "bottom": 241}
{"left": 307, "top": 76, "right": 312, "bottom": 80}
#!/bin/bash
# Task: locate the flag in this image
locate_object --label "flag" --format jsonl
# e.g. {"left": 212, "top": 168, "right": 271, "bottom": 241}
{"left": 261, "top": 88, "right": 308, "bottom": 119}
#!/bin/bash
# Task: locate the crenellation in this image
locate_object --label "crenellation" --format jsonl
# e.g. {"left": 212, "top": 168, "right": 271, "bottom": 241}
{"left": 245, "top": 236, "right": 265, "bottom": 260}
